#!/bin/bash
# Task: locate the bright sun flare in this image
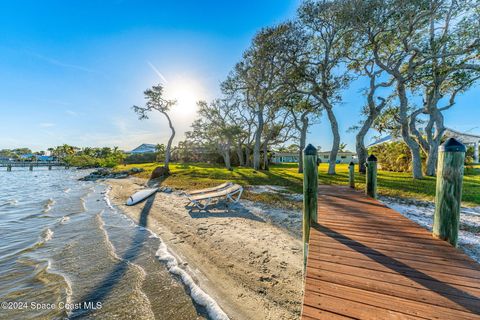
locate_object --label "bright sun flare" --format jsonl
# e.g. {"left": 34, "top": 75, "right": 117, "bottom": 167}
{"left": 163, "top": 77, "right": 204, "bottom": 118}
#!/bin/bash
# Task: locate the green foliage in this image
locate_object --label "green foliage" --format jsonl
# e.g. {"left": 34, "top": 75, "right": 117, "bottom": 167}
{"left": 64, "top": 146, "right": 125, "bottom": 168}
{"left": 124, "top": 153, "right": 157, "bottom": 164}
{"left": 369, "top": 141, "right": 417, "bottom": 172}
{"left": 65, "top": 155, "right": 101, "bottom": 167}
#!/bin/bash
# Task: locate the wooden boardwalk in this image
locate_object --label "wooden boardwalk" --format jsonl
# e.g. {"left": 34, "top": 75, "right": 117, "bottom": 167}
{"left": 302, "top": 185, "right": 480, "bottom": 320}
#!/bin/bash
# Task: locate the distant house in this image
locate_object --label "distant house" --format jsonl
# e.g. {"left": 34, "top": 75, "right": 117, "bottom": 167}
{"left": 318, "top": 151, "right": 357, "bottom": 164}
{"left": 271, "top": 152, "right": 300, "bottom": 163}
{"left": 19, "top": 153, "right": 35, "bottom": 161}
{"left": 129, "top": 144, "right": 157, "bottom": 154}
{"left": 37, "top": 155, "right": 54, "bottom": 162}
{"left": 272, "top": 151, "right": 357, "bottom": 164}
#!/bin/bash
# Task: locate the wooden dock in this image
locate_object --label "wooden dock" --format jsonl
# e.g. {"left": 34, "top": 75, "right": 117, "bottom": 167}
{"left": 302, "top": 185, "right": 480, "bottom": 320}
{"left": 0, "top": 161, "right": 66, "bottom": 168}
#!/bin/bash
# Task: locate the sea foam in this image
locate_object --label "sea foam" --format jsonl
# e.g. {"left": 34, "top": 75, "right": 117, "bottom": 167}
{"left": 156, "top": 243, "right": 229, "bottom": 320}
{"left": 103, "top": 184, "right": 229, "bottom": 320}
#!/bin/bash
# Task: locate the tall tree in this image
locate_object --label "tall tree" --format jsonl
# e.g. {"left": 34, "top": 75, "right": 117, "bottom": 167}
{"left": 347, "top": 0, "right": 433, "bottom": 179}
{"left": 133, "top": 84, "right": 176, "bottom": 172}
{"left": 408, "top": 0, "right": 480, "bottom": 176}
{"left": 195, "top": 99, "right": 243, "bottom": 170}
{"left": 296, "top": 0, "right": 354, "bottom": 175}
{"left": 222, "top": 25, "right": 289, "bottom": 170}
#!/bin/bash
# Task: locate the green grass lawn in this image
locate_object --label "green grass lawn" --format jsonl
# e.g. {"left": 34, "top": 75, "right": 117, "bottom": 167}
{"left": 116, "top": 162, "right": 480, "bottom": 207}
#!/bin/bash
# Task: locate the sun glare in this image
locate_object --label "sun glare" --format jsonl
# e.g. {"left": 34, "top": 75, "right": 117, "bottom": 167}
{"left": 163, "top": 77, "right": 204, "bottom": 118}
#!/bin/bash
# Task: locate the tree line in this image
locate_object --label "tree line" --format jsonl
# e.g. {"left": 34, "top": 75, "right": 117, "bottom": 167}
{"left": 135, "top": 0, "right": 479, "bottom": 178}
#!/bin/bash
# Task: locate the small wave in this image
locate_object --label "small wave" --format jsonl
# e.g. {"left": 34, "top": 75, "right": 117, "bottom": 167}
{"left": 0, "top": 199, "right": 18, "bottom": 207}
{"left": 42, "top": 228, "right": 54, "bottom": 242}
{"left": 156, "top": 242, "right": 229, "bottom": 320}
{"left": 60, "top": 216, "right": 70, "bottom": 224}
{"left": 64, "top": 188, "right": 71, "bottom": 193}
{"left": 43, "top": 198, "right": 56, "bottom": 213}
{"left": 103, "top": 186, "right": 115, "bottom": 210}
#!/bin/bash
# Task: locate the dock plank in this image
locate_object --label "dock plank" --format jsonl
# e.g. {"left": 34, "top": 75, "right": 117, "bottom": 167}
{"left": 301, "top": 185, "right": 480, "bottom": 320}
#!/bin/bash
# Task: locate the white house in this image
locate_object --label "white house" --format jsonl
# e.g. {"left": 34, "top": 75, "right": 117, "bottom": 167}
{"left": 271, "top": 152, "right": 300, "bottom": 163}
{"left": 272, "top": 151, "right": 357, "bottom": 164}
{"left": 129, "top": 144, "right": 157, "bottom": 154}
{"left": 318, "top": 151, "right": 357, "bottom": 164}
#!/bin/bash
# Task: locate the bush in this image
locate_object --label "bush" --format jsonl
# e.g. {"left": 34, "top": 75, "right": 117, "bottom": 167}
{"left": 124, "top": 153, "right": 157, "bottom": 164}
{"left": 65, "top": 155, "right": 101, "bottom": 168}
{"left": 368, "top": 141, "right": 425, "bottom": 172}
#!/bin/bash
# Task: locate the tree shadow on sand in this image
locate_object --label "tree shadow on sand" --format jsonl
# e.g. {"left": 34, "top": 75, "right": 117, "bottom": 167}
{"left": 69, "top": 193, "right": 156, "bottom": 319}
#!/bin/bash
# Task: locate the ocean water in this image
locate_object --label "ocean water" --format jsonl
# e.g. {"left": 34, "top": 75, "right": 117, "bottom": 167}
{"left": 0, "top": 168, "right": 210, "bottom": 320}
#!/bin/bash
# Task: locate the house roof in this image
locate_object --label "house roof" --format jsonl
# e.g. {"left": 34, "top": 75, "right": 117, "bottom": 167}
{"left": 368, "top": 127, "right": 480, "bottom": 147}
{"left": 130, "top": 143, "right": 157, "bottom": 153}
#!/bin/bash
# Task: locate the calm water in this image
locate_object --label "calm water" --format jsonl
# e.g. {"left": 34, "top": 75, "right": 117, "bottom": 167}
{"left": 0, "top": 168, "right": 205, "bottom": 320}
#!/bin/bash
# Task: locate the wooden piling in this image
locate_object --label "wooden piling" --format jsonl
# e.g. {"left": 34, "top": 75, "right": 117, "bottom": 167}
{"left": 432, "top": 138, "right": 465, "bottom": 247}
{"left": 29, "top": 164, "right": 33, "bottom": 171}
{"left": 348, "top": 161, "right": 355, "bottom": 188}
{"left": 366, "top": 154, "right": 377, "bottom": 198}
{"left": 48, "top": 165, "right": 52, "bottom": 170}
{"left": 303, "top": 144, "right": 318, "bottom": 270}
{"left": 7, "top": 164, "right": 12, "bottom": 172}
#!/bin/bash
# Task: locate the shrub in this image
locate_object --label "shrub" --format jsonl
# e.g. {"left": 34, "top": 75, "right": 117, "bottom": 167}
{"left": 368, "top": 141, "right": 424, "bottom": 172}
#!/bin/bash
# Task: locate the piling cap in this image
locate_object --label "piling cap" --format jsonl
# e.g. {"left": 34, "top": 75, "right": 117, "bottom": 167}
{"left": 349, "top": 161, "right": 355, "bottom": 166}
{"left": 367, "top": 154, "right": 377, "bottom": 162}
{"left": 440, "top": 138, "right": 466, "bottom": 152}
{"left": 304, "top": 144, "right": 317, "bottom": 155}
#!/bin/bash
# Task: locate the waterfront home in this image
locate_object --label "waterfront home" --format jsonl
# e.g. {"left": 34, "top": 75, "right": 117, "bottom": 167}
{"left": 128, "top": 143, "right": 157, "bottom": 154}
{"left": 272, "top": 150, "right": 357, "bottom": 164}
{"left": 318, "top": 151, "right": 357, "bottom": 164}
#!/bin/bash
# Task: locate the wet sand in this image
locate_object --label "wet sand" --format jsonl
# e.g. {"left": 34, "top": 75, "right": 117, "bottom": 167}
{"left": 107, "top": 178, "right": 303, "bottom": 320}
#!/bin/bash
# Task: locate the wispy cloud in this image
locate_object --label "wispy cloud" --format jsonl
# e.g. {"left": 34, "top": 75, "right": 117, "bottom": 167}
{"left": 30, "top": 52, "right": 98, "bottom": 74}
{"left": 65, "top": 109, "right": 79, "bottom": 117}
{"left": 39, "top": 122, "right": 55, "bottom": 128}
{"left": 147, "top": 61, "right": 168, "bottom": 84}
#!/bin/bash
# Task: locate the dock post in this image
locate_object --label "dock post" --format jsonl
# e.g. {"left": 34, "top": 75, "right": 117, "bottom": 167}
{"left": 433, "top": 138, "right": 465, "bottom": 247}
{"left": 48, "top": 165, "right": 52, "bottom": 170}
{"left": 348, "top": 161, "right": 355, "bottom": 188}
{"left": 29, "top": 164, "right": 33, "bottom": 171}
{"left": 7, "top": 164, "right": 12, "bottom": 172}
{"left": 366, "top": 154, "right": 377, "bottom": 198}
{"left": 303, "top": 144, "right": 318, "bottom": 271}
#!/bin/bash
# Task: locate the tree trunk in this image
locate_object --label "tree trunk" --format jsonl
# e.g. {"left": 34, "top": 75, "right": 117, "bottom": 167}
{"left": 163, "top": 112, "right": 175, "bottom": 172}
{"left": 298, "top": 115, "right": 309, "bottom": 173}
{"left": 356, "top": 116, "right": 374, "bottom": 174}
{"left": 236, "top": 143, "right": 244, "bottom": 166}
{"left": 223, "top": 150, "right": 232, "bottom": 171}
{"left": 253, "top": 110, "right": 264, "bottom": 170}
{"left": 325, "top": 107, "right": 340, "bottom": 175}
{"left": 262, "top": 141, "right": 269, "bottom": 171}
{"left": 425, "top": 110, "right": 445, "bottom": 176}
{"left": 245, "top": 146, "right": 251, "bottom": 167}
{"left": 397, "top": 82, "right": 423, "bottom": 179}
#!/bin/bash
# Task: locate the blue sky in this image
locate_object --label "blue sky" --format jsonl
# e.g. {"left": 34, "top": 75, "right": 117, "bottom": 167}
{"left": 0, "top": 0, "right": 478, "bottom": 152}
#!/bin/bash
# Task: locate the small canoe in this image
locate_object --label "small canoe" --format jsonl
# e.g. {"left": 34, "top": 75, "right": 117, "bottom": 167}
{"left": 126, "top": 188, "right": 158, "bottom": 206}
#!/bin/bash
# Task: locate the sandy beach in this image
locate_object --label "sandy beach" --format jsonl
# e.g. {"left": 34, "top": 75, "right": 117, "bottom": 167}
{"left": 107, "top": 177, "right": 304, "bottom": 320}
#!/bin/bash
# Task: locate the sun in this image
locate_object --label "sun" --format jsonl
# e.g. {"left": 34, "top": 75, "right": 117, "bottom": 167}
{"left": 163, "top": 76, "right": 204, "bottom": 118}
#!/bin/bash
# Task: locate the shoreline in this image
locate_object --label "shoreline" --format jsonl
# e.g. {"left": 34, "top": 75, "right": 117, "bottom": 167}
{"left": 106, "top": 177, "right": 304, "bottom": 320}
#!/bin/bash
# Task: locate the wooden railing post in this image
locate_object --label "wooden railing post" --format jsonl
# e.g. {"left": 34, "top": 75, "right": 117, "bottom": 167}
{"left": 433, "top": 138, "right": 465, "bottom": 247}
{"left": 366, "top": 154, "right": 377, "bottom": 198}
{"left": 348, "top": 161, "right": 355, "bottom": 188}
{"left": 303, "top": 144, "right": 318, "bottom": 270}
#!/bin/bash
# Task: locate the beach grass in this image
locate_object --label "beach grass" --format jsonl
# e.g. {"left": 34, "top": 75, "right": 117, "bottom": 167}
{"left": 115, "top": 162, "right": 480, "bottom": 207}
